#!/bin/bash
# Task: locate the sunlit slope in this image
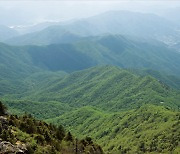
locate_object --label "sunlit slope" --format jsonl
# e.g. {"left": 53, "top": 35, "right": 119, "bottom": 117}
{"left": 26, "top": 66, "right": 180, "bottom": 111}
{"left": 127, "top": 68, "right": 180, "bottom": 90}
{"left": 47, "top": 105, "right": 180, "bottom": 153}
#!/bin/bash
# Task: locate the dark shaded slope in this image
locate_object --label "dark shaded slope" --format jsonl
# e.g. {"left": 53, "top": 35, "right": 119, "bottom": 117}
{"left": 0, "top": 35, "right": 180, "bottom": 98}
{"left": 27, "top": 44, "right": 95, "bottom": 72}
{"left": 0, "top": 43, "right": 39, "bottom": 95}
{"left": 127, "top": 68, "right": 180, "bottom": 90}
{"left": 74, "top": 35, "right": 180, "bottom": 76}
{"left": 2, "top": 34, "right": 180, "bottom": 76}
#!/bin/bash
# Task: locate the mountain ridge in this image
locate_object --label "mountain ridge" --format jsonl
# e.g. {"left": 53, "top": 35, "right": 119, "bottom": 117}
{"left": 4, "top": 10, "right": 180, "bottom": 46}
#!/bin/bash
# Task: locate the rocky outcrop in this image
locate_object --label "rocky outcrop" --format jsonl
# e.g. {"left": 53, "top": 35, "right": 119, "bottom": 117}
{"left": 0, "top": 139, "right": 27, "bottom": 154}
{"left": 0, "top": 116, "right": 27, "bottom": 153}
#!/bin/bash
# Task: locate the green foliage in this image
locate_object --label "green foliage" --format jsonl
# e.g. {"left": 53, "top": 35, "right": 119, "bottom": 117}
{"left": 127, "top": 68, "right": 180, "bottom": 90}
{"left": 75, "top": 35, "right": 180, "bottom": 76}
{"left": 48, "top": 105, "right": 180, "bottom": 153}
{"left": 65, "top": 132, "right": 73, "bottom": 142}
{"left": 56, "top": 125, "right": 65, "bottom": 141}
{"left": 2, "top": 33, "right": 180, "bottom": 77}
{"left": 0, "top": 103, "right": 103, "bottom": 154}
{"left": 1, "top": 65, "right": 179, "bottom": 153}
{"left": 0, "top": 39, "right": 179, "bottom": 154}
{"left": 3, "top": 100, "right": 73, "bottom": 120}
{"left": 23, "top": 66, "right": 179, "bottom": 111}
{"left": 27, "top": 44, "right": 94, "bottom": 72}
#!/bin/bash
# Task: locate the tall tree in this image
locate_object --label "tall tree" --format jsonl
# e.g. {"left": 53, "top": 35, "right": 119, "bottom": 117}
{"left": 0, "top": 101, "right": 7, "bottom": 115}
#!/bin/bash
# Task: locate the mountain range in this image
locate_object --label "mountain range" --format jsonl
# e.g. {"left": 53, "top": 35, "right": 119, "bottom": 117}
{"left": 0, "top": 10, "right": 180, "bottom": 154}
{"left": 4, "top": 11, "right": 180, "bottom": 46}
{"left": 2, "top": 66, "right": 180, "bottom": 153}
{"left": 1, "top": 34, "right": 180, "bottom": 77}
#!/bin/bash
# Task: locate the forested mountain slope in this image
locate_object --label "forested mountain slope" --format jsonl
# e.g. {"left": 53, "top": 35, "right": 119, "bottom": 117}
{"left": 21, "top": 66, "right": 180, "bottom": 111}
{"left": 1, "top": 65, "right": 179, "bottom": 154}
{"left": 23, "top": 34, "right": 180, "bottom": 76}
{"left": 1, "top": 7, "right": 180, "bottom": 154}
{"left": 1, "top": 34, "right": 180, "bottom": 77}
{"left": 0, "top": 101, "right": 103, "bottom": 154}
{"left": 0, "top": 43, "right": 39, "bottom": 96}
{"left": 3, "top": 66, "right": 179, "bottom": 117}
{"left": 127, "top": 68, "right": 180, "bottom": 90}
{"left": 74, "top": 35, "right": 180, "bottom": 76}
{"left": 47, "top": 105, "right": 180, "bottom": 153}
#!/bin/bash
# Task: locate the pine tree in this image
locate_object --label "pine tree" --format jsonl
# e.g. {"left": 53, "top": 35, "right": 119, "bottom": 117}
{"left": 65, "top": 132, "right": 73, "bottom": 141}
{"left": 44, "top": 131, "right": 51, "bottom": 142}
{"left": 0, "top": 101, "right": 7, "bottom": 116}
{"left": 56, "top": 125, "right": 65, "bottom": 141}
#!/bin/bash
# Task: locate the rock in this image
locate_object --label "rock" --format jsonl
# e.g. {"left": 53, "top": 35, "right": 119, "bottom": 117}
{"left": 16, "top": 141, "right": 27, "bottom": 152}
{"left": 0, "top": 140, "right": 27, "bottom": 154}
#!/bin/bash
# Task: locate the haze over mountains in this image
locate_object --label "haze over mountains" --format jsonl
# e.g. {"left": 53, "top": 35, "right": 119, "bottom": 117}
{"left": 0, "top": 6, "right": 180, "bottom": 154}
{"left": 0, "top": 25, "right": 19, "bottom": 41}
{"left": 3, "top": 11, "right": 180, "bottom": 46}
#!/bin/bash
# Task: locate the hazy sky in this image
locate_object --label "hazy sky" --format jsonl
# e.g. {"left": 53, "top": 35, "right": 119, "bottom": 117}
{"left": 0, "top": 0, "right": 180, "bottom": 26}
